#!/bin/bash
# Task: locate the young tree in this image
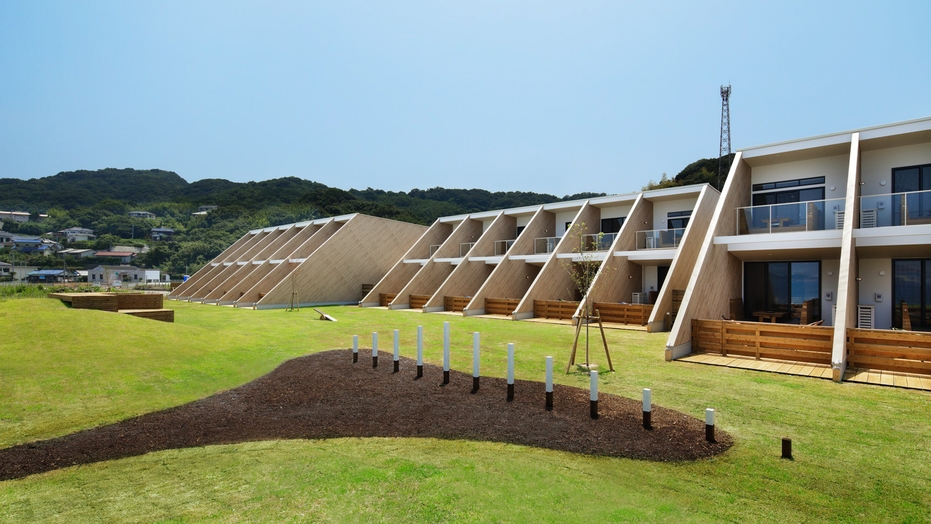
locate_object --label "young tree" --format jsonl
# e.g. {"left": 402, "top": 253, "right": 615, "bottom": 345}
{"left": 560, "top": 222, "right": 614, "bottom": 373}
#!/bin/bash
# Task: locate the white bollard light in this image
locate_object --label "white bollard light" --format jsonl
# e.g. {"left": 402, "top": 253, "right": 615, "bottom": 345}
{"left": 393, "top": 329, "right": 400, "bottom": 373}
{"left": 506, "top": 343, "right": 515, "bottom": 401}
{"left": 589, "top": 370, "right": 599, "bottom": 419}
{"left": 352, "top": 335, "right": 358, "bottom": 363}
{"left": 545, "top": 356, "right": 554, "bottom": 410}
{"left": 471, "top": 332, "right": 480, "bottom": 393}
{"left": 706, "top": 408, "right": 716, "bottom": 442}
{"left": 642, "top": 388, "right": 652, "bottom": 429}
{"left": 416, "top": 325, "right": 423, "bottom": 378}
{"left": 442, "top": 322, "right": 450, "bottom": 384}
{"left": 372, "top": 332, "right": 378, "bottom": 368}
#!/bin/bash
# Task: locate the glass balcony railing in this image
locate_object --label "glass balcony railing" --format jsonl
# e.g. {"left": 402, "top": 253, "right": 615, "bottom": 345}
{"left": 736, "top": 198, "right": 845, "bottom": 235}
{"left": 859, "top": 189, "right": 931, "bottom": 228}
{"left": 534, "top": 236, "right": 560, "bottom": 254}
{"left": 429, "top": 244, "right": 441, "bottom": 257}
{"left": 459, "top": 242, "right": 476, "bottom": 257}
{"left": 580, "top": 232, "right": 617, "bottom": 252}
{"left": 494, "top": 239, "right": 516, "bottom": 256}
{"left": 636, "top": 228, "right": 685, "bottom": 249}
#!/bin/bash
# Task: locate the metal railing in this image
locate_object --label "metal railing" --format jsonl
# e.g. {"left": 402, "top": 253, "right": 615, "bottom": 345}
{"left": 580, "top": 232, "right": 617, "bottom": 252}
{"left": 859, "top": 189, "right": 931, "bottom": 228}
{"left": 736, "top": 198, "right": 845, "bottom": 235}
{"left": 459, "top": 242, "right": 476, "bottom": 257}
{"left": 636, "top": 228, "right": 685, "bottom": 249}
{"left": 429, "top": 244, "right": 441, "bottom": 257}
{"left": 494, "top": 239, "right": 515, "bottom": 256}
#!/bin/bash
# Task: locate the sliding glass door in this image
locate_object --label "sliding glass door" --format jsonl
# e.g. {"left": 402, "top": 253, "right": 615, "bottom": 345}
{"left": 893, "top": 259, "right": 931, "bottom": 330}
{"left": 744, "top": 261, "right": 821, "bottom": 323}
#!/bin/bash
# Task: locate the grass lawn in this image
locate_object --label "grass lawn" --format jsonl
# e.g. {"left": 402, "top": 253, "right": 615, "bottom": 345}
{"left": 1, "top": 297, "right": 929, "bottom": 522}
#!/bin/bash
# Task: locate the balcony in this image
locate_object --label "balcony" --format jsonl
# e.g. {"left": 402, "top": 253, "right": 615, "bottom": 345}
{"left": 636, "top": 229, "right": 685, "bottom": 249}
{"left": 459, "top": 242, "right": 476, "bottom": 257}
{"left": 580, "top": 233, "right": 617, "bottom": 252}
{"left": 859, "top": 190, "right": 931, "bottom": 228}
{"left": 534, "top": 236, "right": 560, "bottom": 254}
{"left": 494, "top": 239, "right": 515, "bottom": 256}
{"left": 736, "top": 198, "right": 845, "bottom": 235}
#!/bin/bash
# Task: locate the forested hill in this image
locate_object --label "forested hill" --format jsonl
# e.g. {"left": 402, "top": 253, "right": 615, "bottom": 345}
{"left": 0, "top": 168, "right": 604, "bottom": 224}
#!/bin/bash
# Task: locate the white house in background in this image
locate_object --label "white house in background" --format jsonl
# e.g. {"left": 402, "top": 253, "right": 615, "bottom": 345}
{"left": 0, "top": 261, "right": 12, "bottom": 276}
{"left": 57, "top": 248, "right": 95, "bottom": 259}
{"left": 128, "top": 211, "right": 156, "bottom": 219}
{"left": 0, "top": 211, "right": 31, "bottom": 223}
{"left": 94, "top": 251, "right": 136, "bottom": 264}
{"left": 0, "top": 230, "right": 13, "bottom": 247}
{"left": 55, "top": 227, "right": 96, "bottom": 243}
{"left": 87, "top": 265, "right": 145, "bottom": 286}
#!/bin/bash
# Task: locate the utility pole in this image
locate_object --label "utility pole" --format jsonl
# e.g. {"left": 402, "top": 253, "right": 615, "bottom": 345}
{"left": 718, "top": 84, "right": 732, "bottom": 190}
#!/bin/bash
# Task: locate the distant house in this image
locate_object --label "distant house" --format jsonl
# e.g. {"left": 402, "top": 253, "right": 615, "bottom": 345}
{"left": 26, "top": 269, "right": 76, "bottom": 283}
{"left": 128, "top": 211, "right": 156, "bottom": 219}
{"left": 0, "top": 211, "right": 31, "bottom": 223}
{"left": 112, "top": 245, "right": 148, "bottom": 254}
{"left": 0, "top": 230, "right": 13, "bottom": 247}
{"left": 12, "top": 237, "right": 59, "bottom": 256}
{"left": 57, "top": 248, "right": 95, "bottom": 259}
{"left": 198, "top": 205, "right": 218, "bottom": 212}
{"left": 87, "top": 265, "right": 145, "bottom": 286}
{"left": 94, "top": 251, "right": 136, "bottom": 264}
{"left": 151, "top": 227, "right": 174, "bottom": 241}
{"left": 55, "top": 227, "right": 96, "bottom": 243}
{"left": 0, "top": 261, "right": 12, "bottom": 276}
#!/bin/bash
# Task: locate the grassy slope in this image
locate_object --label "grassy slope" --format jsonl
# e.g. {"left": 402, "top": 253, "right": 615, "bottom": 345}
{"left": 0, "top": 299, "right": 929, "bottom": 523}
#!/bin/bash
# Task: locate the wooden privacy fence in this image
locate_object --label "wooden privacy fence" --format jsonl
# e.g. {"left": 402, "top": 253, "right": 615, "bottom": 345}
{"left": 692, "top": 319, "right": 833, "bottom": 364}
{"left": 379, "top": 293, "right": 396, "bottom": 307}
{"left": 593, "top": 302, "right": 653, "bottom": 325}
{"left": 485, "top": 298, "right": 520, "bottom": 316}
{"left": 848, "top": 328, "right": 931, "bottom": 375}
{"left": 409, "top": 294, "right": 430, "bottom": 309}
{"left": 444, "top": 296, "right": 470, "bottom": 312}
{"left": 534, "top": 300, "right": 579, "bottom": 320}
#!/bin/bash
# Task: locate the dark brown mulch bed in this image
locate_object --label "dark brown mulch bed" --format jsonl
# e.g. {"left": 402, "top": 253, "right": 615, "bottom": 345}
{"left": 0, "top": 350, "right": 731, "bottom": 480}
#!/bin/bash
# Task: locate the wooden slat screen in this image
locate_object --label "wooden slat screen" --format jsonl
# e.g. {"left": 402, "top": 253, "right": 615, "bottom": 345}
{"left": 848, "top": 328, "right": 931, "bottom": 375}
{"left": 691, "top": 319, "right": 833, "bottom": 364}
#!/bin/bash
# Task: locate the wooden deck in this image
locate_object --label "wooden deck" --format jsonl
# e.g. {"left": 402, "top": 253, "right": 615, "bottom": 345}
{"left": 678, "top": 352, "right": 834, "bottom": 379}
{"left": 679, "top": 353, "right": 931, "bottom": 391}
{"left": 843, "top": 366, "right": 931, "bottom": 391}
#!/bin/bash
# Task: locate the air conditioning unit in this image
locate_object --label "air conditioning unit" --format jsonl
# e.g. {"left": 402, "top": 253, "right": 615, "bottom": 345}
{"left": 835, "top": 210, "right": 845, "bottom": 230}
{"left": 860, "top": 209, "right": 877, "bottom": 228}
{"left": 645, "top": 236, "right": 655, "bottom": 249}
{"left": 857, "top": 305, "right": 874, "bottom": 330}
{"left": 631, "top": 292, "right": 643, "bottom": 304}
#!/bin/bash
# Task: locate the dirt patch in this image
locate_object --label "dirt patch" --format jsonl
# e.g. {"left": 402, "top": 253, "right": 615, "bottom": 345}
{"left": 0, "top": 350, "right": 731, "bottom": 480}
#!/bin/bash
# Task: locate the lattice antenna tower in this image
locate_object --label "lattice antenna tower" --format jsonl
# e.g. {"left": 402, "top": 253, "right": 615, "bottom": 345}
{"left": 717, "top": 84, "right": 732, "bottom": 190}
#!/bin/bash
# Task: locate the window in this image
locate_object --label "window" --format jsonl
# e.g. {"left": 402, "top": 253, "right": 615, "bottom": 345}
{"left": 744, "top": 261, "right": 821, "bottom": 322}
{"left": 516, "top": 226, "right": 525, "bottom": 236}
{"left": 893, "top": 259, "right": 931, "bottom": 330}
{"left": 751, "top": 176, "right": 825, "bottom": 206}
{"left": 600, "top": 217, "right": 625, "bottom": 234}
{"left": 892, "top": 164, "right": 931, "bottom": 224}
{"left": 666, "top": 211, "right": 691, "bottom": 229}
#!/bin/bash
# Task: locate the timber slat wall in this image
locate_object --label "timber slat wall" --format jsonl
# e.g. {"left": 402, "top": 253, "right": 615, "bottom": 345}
{"left": 49, "top": 293, "right": 173, "bottom": 323}
{"left": 409, "top": 294, "right": 430, "bottom": 309}
{"left": 593, "top": 302, "right": 653, "bottom": 325}
{"left": 691, "top": 319, "right": 833, "bottom": 364}
{"left": 485, "top": 298, "right": 520, "bottom": 315}
{"left": 120, "top": 309, "right": 175, "bottom": 323}
{"left": 534, "top": 300, "right": 579, "bottom": 320}
{"left": 115, "top": 294, "right": 163, "bottom": 310}
{"left": 379, "top": 293, "right": 397, "bottom": 307}
{"left": 848, "top": 328, "right": 931, "bottom": 375}
{"left": 444, "top": 296, "right": 470, "bottom": 312}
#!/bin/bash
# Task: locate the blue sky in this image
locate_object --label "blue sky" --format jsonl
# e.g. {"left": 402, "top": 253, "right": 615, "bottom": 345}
{"left": 2, "top": 1, "right": 929, "bottom": 197}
